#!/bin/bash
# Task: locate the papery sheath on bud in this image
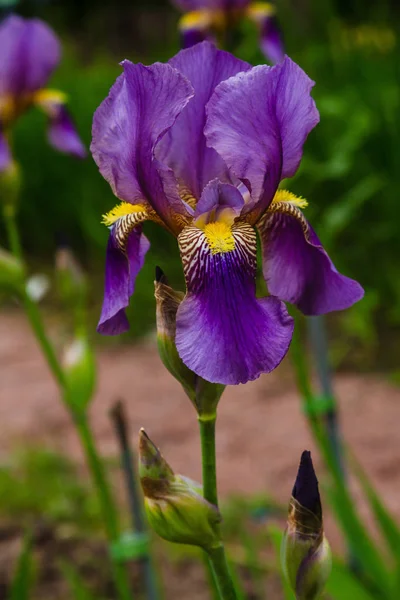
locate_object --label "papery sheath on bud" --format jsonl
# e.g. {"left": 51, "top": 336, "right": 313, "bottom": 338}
{"left": 282, "top": 451, "right": 331, "bottom": 600}
{"left": 62, "top": 337, "right": 96, "bottom": 413}
{"left": 139, "top": 429, "right": 221, "bottom": 550}
{"left": 154, "top": 266, "right": 224, "bottom": 415}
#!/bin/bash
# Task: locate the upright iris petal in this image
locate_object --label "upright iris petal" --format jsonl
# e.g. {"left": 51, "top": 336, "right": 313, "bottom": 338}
{"left": 91, "top": 60, "right": 194, "bottom": 234}
{"left": 0, "top": 15, "right": 60, "bottom": 96}
{"left": 157, "top": 42, "right": 250, "bottom": 200}
{"left": 175, "top": 180, "right": 294, "bottom": 384}
{"left": 205, "top": 56, "right": 320, "bottom": 221}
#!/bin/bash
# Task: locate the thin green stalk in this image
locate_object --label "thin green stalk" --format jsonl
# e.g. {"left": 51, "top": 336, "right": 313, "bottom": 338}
{"left": 4, "top": 209, "right": 65, "bottom": 389}
{"left": 198, "top": 415, "right": 237, "bottom": 600}
{"left": 3, "top": 206, "right": 132, "bottom": 600}
{"left": 74, "top": 413, "right": 132, "bottom": 600}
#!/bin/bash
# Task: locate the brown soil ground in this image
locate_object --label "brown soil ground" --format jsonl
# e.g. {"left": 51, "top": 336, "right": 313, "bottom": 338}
{"left": 1, "top": 311, "right": 400, "bottom": 598}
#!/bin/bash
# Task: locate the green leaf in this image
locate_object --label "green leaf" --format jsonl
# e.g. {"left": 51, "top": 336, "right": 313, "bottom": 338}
{"left": 8, "top": 534, "right": 34, "bottom": 600}
{"left": 326, "top": 558, "right": 376, "bottom": 600}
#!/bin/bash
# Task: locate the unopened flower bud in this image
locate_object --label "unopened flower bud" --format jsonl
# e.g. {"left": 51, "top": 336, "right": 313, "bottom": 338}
{"left": 0, "top": 247, "right": 24, "bottom": 293}
{"left": 139, "top": 429, "right": 221, "bottom": 550}
{"left": 154, "top": 267, "right": 224, "bottom": 415}
{"left": 62, "top": 337, "right": 96, "bottom": 413}
{"left": 0, "top": 160, "right": 21, "bottom": 216}
{"left": 282, "top": 451, "right": 331, "bottom": 600}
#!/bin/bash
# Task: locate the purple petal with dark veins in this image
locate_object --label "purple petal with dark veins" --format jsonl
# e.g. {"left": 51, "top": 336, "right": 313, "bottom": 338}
{"left": 0, "top": 132, "right": 12, "bottom": 172}
{"left": 97, "top": 228, "right": 150, "bottom": 335}
{"left": 91, "top": 60, "right": 194, "bottom": 233}
{"left": 176, "top": 221, "right": 293, "bottom": 384}
{"left": 205, "top": 57, "right": 319, "bottom": 221}
{"left": 157, "top": 42, "right": 251, "bottom": 199}
{"left": 0, "top": 15, "right": 60, "bottom": 95}
{"left": 258, "top": 210, "right": 364, "bottom": 315}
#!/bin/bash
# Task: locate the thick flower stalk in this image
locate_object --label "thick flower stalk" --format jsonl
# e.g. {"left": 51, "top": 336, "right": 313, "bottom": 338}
{"left": 173, "top": 0, "right": 284, "bottom": 64}
{"left": 92, "top": 41, "right": 363, "bottom": 386}
{"left": 282, "top": 451, "right": 332, "bottom": 600}
{"left": 0, "top": 14, "right": 86, "bottom": 171}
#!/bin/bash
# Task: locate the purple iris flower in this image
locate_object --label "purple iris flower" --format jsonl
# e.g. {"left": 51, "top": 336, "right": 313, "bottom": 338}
{"left": 91, "top": 42, "right": 363, "bottom": 386}
{"left": 173, "top": 0, "right": 284, "bottom": 65}
{"left": 0, "top": 15, "right": 86, "bottom": 171}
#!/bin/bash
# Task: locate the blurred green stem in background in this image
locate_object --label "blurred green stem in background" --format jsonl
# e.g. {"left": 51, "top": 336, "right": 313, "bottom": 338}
{"left": 74, "top": 411, "right": 133, "bottom": 600}
{"left": 4, "top": 207, "right": 66, "bottom": 389}
{"left": 199, "top": 414, "right": 237, "bottom": 600}
{"left": 2, "top": 179, "right": 133, "bottom": 600}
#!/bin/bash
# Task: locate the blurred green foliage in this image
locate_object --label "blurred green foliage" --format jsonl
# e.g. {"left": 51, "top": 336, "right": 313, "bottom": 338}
{"left": 5, "top": 1, "right": 400, "bottom": 366}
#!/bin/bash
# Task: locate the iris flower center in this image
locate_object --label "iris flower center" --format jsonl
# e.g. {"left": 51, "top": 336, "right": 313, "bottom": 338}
{"left": 203, "top": 222, "right": 235, "bottom": 255}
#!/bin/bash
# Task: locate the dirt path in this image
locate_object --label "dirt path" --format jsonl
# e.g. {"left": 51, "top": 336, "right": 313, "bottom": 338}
{"left": 1, "top": 311, "right": 400, "bottom": 550}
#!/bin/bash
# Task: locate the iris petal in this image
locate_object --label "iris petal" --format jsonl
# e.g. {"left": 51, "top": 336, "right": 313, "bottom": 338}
{"left": 258, "top": 205, "right": 364, "bottom": 315}
{"left": 0, "top": 133, "right": 12, "bottom": 172}
{"left": 97, "top": 224, "right": 150, "bottom": 335}
{"left": 91, "top": 60, "right": 194, "bottom": 234}
{"left": 35, "top": 92, "right": 86, "bottom": 158}
{"left": 0, "top": 15, "right": 60, "bottom": 96}
{"left": 205, "top": 57, "right": 319, "bottom": 221}
{"left": 157, "top": 42, "right": 251, "bottom": 200}
{"left": 176, "top": 222, "right": 293, "bottom": 384}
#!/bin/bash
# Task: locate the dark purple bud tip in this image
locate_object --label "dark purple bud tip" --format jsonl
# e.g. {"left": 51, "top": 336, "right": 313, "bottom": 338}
{"left": 292, "top": 450, "right": 321, "bottom": 516}
{"left": 155, "top": 265, "right": 168, "bottom": 285}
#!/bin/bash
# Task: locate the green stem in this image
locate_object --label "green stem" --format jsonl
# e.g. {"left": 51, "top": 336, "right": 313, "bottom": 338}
{"left": 198, "top": 415, "right": 237, "bottom": 600}
{"left": 3, "top": 207, "right": 132, "bottom": 600}
{"left": 4, "top": 210, "right": 66, "bottom": 389}
{"left": 74, "top": 413, "right": 132, "bottom": 600}
{"left": 207, "top": 546, "right": 237, "bottom": 600}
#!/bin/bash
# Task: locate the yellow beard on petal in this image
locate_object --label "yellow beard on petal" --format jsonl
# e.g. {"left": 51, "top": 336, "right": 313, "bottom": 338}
{"left": 101, "top": 202, "right": 148, "bottom": 226}
{"left": 272, "top": 189, "right": 308, "bottom": 209}
{"left": 203, "top": 222, "right": 235, "bottom": 255}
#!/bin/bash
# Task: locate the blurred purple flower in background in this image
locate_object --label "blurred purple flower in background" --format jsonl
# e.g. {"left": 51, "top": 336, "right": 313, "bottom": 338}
{"left": 173, "top": 0, "right": 284, "bottom": 64}
{"left": 0, "top": 15, "right": 86, "bottom": 171}
{"left": 91, "top": 42, "right": 363, "bottom": 385}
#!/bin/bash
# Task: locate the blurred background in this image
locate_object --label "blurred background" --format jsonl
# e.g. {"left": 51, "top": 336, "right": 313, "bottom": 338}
{"left": 1, "top": 0, "right": 400, "bottom": 598}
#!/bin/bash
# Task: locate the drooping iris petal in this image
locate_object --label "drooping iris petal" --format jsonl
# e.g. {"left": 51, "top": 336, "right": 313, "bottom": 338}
{"left": 97, "top": 228, "right": 150, "bottom": 335}
{"left": 0, "top": 15, "right": 60, "bottom": 96}
{"left": 91, "top": 61, "right": 194, "bottom": 234}
{"left": 178, "top": 11, "right": 215, "bottom": 49}
{"left": 0, "top": 133, "right": 12, "bottom": 172}
{"left": 205, "top": 57, "right": 319, "bottom": 221}
{"left": 259, "top": 15, "right": 284, "bottom": 64}
{"left": 176, "top": 221, "right": 293, "bottom": 384}
{"left": 35, "top": 91, "right": 86, "bottom": 158}
{"left": 157, "top": 42, "right": 250, "bottom": 200}
{"left": 247, "top": 3, "right": 284, "bottom": 65}
{"left": 258, "top": 208, "right": 364, "bottom": 315}
{"left": 47, "top": 104, "right": 86, "bottom": 158}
